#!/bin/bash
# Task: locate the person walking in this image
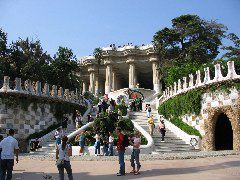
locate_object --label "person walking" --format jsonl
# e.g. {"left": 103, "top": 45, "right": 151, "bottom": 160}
{"left": 147, "top": 115, "right": 155, "bottom": 136}
{"left": 103, "top": 134, "right": 109, "bottom": 156}
{"left": 129, "top": 132, "right": 141, "bottom": 175}
{"left": 146, "top": 104, "right": 151, "bottom": 118}
{"left": 115, "top": 127, "right": 125, "bottom": 176}
{"left": 108, "top": 132, "right": 114, "bottom": 156}
{"left": 55, "top": 128, "right": 62, "bottom": 145}
{"left": 158, "top": 117, "right": 166, "bottom": 142}
{"left": 97, "top": 100, "right": 102, "bottom": 113}
{"left": 94, "top": 133, "right": 101, "bottom": 156}
{"left": 79, "top": 131, "right": 85, "bottom": 155}
{"left": 0, "top": 129, "right": 19, "bottom": 180}
{"left": 75, "top": 110, "right": 83, "bottom": 129}
{"left": 56, "top": 135, "right": 73, "bottom": 180}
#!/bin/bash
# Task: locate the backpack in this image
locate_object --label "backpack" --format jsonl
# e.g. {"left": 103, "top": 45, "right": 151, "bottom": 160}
{"left": 123, "top": 135, "right": 129, "bottom": 147}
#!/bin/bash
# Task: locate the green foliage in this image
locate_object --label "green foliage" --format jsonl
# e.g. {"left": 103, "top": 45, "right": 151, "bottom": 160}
{"left": 114, "top": 104, "right": 128, "bottom": 116}
{"left": 27, "top": 122, "right": 60, "bottom": 140}
{"left": 0, "top": 28, "right": 81, "bottom": 91}
{"left": 0, "top": 93, "right": 86, "bottom": 121}
{"left": 117, "top": 118, "right": 134, "bottom": 133}
{"left": 170, "top": 117, "right": 202, "bottom": 138}
{"left": 222, "top": 33, "right": 240, "bottom": 59}
{"left": 93, "top": 113, "right": 134, "bottom": 137}
{"left": 159, "top": 89, "right": 202, "bottom": 119}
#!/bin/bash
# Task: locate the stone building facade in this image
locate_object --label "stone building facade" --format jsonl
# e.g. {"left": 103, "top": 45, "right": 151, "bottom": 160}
{"left": 79, "top": 44, "right": 162, "bottom": 95}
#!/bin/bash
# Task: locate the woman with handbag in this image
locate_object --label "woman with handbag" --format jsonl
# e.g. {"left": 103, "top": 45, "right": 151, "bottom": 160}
{"left": 56, "top": 135, "right": 73, "bottom": 180}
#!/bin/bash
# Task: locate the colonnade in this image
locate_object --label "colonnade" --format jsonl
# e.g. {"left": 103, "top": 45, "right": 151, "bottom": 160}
{"left": 82, "top": 57, "right": 162, "bottom": 95}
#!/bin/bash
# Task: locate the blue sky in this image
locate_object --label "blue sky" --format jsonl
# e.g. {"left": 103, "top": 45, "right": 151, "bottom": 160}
{"left": 0, "top": 0, "right": 239, "bottom": 59}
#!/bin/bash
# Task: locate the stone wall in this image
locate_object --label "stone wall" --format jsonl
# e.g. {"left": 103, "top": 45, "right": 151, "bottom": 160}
{"left": 180, "top": 88, "right": 240, "bottom": 151}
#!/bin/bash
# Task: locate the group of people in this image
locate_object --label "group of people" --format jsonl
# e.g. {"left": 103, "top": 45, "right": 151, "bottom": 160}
{"left": 97, "top": 98, "right": 117, "bottom": 113}
{"left": 147, "top": 114, "right": 166, "bottom": 142}
{"left": 55, "top": 127, "right": 142, "bottom": 179}
{"left": 129, "top": 97, "right": 143, "bottom": 112}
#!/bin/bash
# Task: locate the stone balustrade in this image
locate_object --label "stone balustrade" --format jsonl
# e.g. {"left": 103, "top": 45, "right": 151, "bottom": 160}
{"left": 159, "top": 61, "right": 240, "bottom": 103}
{"left": 0, "top": 76, "right": 84, "bottom": 105}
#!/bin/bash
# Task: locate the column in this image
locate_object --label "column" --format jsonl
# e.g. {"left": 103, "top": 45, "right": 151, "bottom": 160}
{"left": 82, "top": 81, "right": 86, "bottom": 94}
{"left": 112, "top": 71, "right": 117, "bottom": 91}
{"left": 150, "top": 57, "right": 162, "bottom": 93}
{"left": 127, "top": 59, "right": 137, "bottom": 89}
{"left": 95, "top": 75, "right": 99, "bottom": 95}
{"left": 88, "top": 67, "right": 96, "bottom": 94}
{"left": 104, "top": 60, "right": 113, "bottom": 94}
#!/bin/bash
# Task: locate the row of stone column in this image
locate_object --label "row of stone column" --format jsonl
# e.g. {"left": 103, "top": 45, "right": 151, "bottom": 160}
{"left": 83, "top": 57, "right": 162, "bottom": 95}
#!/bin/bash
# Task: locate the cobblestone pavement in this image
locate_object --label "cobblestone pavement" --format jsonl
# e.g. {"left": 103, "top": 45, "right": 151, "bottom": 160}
{"left": 13, "top": 152, "right": 240, "bottom": 180}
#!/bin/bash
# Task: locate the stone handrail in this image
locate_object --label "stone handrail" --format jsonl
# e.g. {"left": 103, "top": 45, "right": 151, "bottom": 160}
{"left": 159, "top": 61, "right": 240, "bottom": 104}
{"left": 67, "top": 99, "right": 93, "bottom": 140}
{"left": 0, "top": 76, "right": 85, "bottom": 106}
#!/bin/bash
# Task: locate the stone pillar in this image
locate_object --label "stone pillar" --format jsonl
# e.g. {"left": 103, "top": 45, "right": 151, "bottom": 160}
{"left": 82, "top": 81, "right": 86, "bottom": 94}
{"left": 150, "top": 57, "right": 161, "bottom": 93}
{"left": 95, "top": 76, "right": 99, "bottom": 95}
{"left": 14, "top": 77, "right": 22, "bottom": 92}
{"left": 127, "top": 59, "right": 137, "bottom": 89}
{"left": 104, "top": 60, "right": 113, "bottom": 94}
{"left": 1, "top": 76, "right": 10, "bottom": 92}
{"left": 112, "top": 71, "right": 117, "bottom": 91}
{"left": 88, "top": 68, "right": 96, "bottom": 94}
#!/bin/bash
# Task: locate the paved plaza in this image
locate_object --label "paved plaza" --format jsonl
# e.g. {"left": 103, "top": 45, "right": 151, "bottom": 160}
{"left": 12, "top": 155, "right": 240, "bottom": 180}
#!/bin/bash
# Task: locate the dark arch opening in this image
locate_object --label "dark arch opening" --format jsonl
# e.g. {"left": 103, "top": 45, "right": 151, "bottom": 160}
{"left": 215, "top": 113, "right": 233, "bottom": 150}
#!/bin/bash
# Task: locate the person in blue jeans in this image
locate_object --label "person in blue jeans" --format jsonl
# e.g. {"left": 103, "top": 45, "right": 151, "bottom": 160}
{"left": 129, "top": 132, "right": 141, "bottom": 175}
{"left": 0, "top": 135, "right": 3, "bottom": 178}
{"left": 108, "top": 132, "right": 114, "bottom": 156}
{"left": 94, "top": 133, "right": 101, "bottom": 155}
{"left": 79, "top": 131, "right": 85, "bottom": 155}
{"left": 115, "top": 127, "right": 125, "bottom": 176}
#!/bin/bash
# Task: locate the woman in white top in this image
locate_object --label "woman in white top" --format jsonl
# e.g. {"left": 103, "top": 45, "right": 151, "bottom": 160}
{"left": 56, "top": 136, "right": 73, "bottom": 180}
{"left": 129, "top": 131, "right": 141, "bottom": 175}
{"left": 108, "top": 132, "right": 114, "bottom": 156}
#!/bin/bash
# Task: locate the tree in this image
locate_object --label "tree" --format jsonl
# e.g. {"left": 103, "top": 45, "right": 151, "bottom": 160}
{"left": 8, "top": 38, "right": 52, "bottom": 81}
{"left": 93, "top": 47, "right": 103, "bottom": 76}
{"left": 222, "top": 33, "right": 240, "bottom": 59}
{"left": 153, "top": 14, "right": 227, "bottom": 87}
{"left": 50, "top": 47, "right": 80, "bottom": 90}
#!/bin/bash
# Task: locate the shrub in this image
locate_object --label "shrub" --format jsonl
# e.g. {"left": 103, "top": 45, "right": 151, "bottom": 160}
{"left": 169, "top": 117, "right": 202, "bottom": 138}
{"left": 115, "top": 104, "right": 128, "bottom": 116}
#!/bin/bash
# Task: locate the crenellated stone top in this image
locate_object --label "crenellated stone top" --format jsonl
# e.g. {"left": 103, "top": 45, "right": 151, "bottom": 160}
{"left": 0, "top": 76, "right": 85, "bottom": 106}
{"left": 160, "top": 61, "right": 240, "bottom": 103}
{"left": 79, "top": 44, "right": 157, "bottom": 66}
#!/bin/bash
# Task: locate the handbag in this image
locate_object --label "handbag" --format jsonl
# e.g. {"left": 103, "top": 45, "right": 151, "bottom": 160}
{"left": 56, "top": 159, "right": 64, "bottom": 166}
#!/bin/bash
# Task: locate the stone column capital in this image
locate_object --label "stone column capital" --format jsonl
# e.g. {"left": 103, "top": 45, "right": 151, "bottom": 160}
{"left": 88, "top": 67, "right": 96, "bottom": 72}
{"left": 149, "top": 57, "right": 159, "bottom": 62}
{"left": 126, "top": 59, "right": 135, "bottom": 64}
{"left": 104, "top": 60, "right": 113, "bottom": 65}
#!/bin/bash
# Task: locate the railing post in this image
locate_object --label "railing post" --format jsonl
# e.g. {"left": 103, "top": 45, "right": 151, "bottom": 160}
{"left": 183, "top": 77, "right": 187, "bottom": 90}
{"left": 51, "top": 85, "right": 58, "bottom": 98}
{"left": 174, "top": 82, "right": 177, "bottom": 95}
{"left": 44, "top": 83, "right": 50, "bottom": 97}
{"left": 204, "top": 67, "right": 210, "bottom": 84}
{"left": 64, "top": 89, "right": 70, "bottom": 100}
{"left": 177, "top": 79, "right": 182, "bottom": 93}
{"left": 213, "top": 64, "right": 223, "bottom": 82}
{"left": 14, "top": 77, "right": 22, "bottom": 92}
{"left": 0, "top": 76, "right": 10, "bottom": 92}
{"left": 36, "top": 81, "right": 42, "bottom": 96}
{"left": 195, "top": 70, "right": 202, "bottom": 86}
{"left": 58, "top": 87, "right": 64, "bottom": 98}
{"left": 227, "top": 61, "right": 238, "bottom": 79}
{"left": 189, "top": 74, "right": 194, "bottom": 88}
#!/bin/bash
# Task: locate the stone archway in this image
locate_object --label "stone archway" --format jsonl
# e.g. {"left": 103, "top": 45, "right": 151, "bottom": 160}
{"left": 202, "top": 106, "right": 240, "bottom": 151}
{"left": 215, "top": 113, "right": 233, "bottom": 150}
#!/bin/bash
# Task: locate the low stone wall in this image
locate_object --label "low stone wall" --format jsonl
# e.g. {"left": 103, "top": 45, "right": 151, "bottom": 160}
{"left": 177, "top": 88, "right": 240, "bottom": 151}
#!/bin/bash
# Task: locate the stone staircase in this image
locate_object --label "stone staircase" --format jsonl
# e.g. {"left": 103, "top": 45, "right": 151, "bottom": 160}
{"left": 130, "top": 111, "right": 196, "bottom": 153}
{"left": 31, "top": 107, "right": 98, "bottom": 155}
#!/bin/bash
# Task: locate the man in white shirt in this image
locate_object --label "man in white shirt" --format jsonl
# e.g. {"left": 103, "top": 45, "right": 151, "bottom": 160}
{"left": 0, "top": 129, "right": 19, "bottom": 180}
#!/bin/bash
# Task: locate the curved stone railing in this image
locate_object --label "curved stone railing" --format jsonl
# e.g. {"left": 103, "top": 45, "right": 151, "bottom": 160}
{"left": 67, "top": 99, "right": 93, "bottom": 140}
{"left": 159, "top": 61, "right": 240, "bottom": 104}
{"left": 0, "top": 76, "right": 85, "bottom": 106}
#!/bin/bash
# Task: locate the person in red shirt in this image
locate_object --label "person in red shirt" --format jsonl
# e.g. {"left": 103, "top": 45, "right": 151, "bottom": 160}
{"left": 115, "top": 127, "right": 125, "bottom": 176}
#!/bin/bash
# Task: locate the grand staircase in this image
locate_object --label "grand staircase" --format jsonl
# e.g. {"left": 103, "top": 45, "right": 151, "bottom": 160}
{"left": 31, "top": 107, "right": 98, "bottom": 155}
{"left": 130, "top": 110, "right": 196, "bottom": 153}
